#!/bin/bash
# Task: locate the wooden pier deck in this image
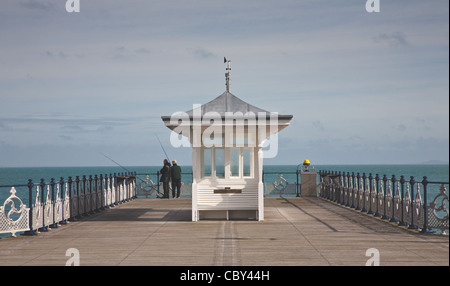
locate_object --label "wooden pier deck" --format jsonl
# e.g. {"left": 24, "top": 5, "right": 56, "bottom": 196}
{"left": 0, "top": 197, "right": 448, "bottom": 266}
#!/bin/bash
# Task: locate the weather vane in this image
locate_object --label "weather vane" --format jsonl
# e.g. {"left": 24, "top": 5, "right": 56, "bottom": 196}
{"left": 224, "top": 57, "right": 231, "bottom": 92}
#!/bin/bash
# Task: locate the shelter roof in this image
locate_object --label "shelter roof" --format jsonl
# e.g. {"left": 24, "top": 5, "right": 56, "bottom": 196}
{"left": 161, "top": 91, "right": 293, "bottom": 122}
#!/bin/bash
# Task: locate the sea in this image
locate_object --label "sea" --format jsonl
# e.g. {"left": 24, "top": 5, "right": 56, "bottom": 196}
{"left": 1, "top": 164, "right": 448, "bottom": 203}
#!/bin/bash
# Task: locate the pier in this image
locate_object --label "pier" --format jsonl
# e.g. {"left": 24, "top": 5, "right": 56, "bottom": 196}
{"left": 0, "top": 168, "right": 448, "bottom": 267}
{"left": 0, "top": 196, "right": 448, "bottom": 266}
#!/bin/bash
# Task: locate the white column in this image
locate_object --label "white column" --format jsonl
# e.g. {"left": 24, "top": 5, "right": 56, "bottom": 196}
{"left": 257, "top": 147, "right": 264, "bottom": 221}
{"left": 191, "top": 147, "right": 199, "bottom": 221}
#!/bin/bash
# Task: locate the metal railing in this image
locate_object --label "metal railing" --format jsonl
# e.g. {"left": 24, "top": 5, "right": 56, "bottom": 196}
{"left": 3, "top": 168, "right": 447, "bottom": 237}
{"left": 135, "top": 171, "right": 193, "bottom": 198}
{"left": 0, "top": 172, "right": 137, "bottom": 238}
{"left": 134, "top": 171, "right": 302, "bottom": 197}
{"left": 319, "top": 170, "right": 449, "bottom": 234}
{"left": 262, "top": 171, "right": 300, "bottom": 196}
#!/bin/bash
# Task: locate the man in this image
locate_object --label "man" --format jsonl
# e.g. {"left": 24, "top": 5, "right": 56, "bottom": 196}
{"left": 171, "top": 159, "right": 182, "bottom": 198}
{"left": 160, "top": 159, "right": 171, "bottom": 198}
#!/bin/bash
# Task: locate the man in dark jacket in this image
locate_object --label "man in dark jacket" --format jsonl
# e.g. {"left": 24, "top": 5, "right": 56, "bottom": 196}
{"left": 171, "top": 160, "right": 182, "bottom": 198}
{"left": 160, "top": 159, "right": 171, "bottom": 198}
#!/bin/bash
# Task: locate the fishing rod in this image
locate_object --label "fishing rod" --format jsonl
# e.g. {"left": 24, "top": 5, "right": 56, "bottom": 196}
{"left": 156, "top": 134, "right": 171, "bottom": 162}
{"left": 100, "top": 134, "right": 172, "bottom": 184}
{"left": 101, "top": 152, "right": 133, "bottom": 173}
{"left": 100, "top": 152, "right": 146, "bottom": 183}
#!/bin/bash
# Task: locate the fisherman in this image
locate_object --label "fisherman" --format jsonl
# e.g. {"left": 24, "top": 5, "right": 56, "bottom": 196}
{"left": 171, "top": 160, "right": 182, "bottom": 198}
{"left": 160, "top": 159, "right": 171, "bottom": 198}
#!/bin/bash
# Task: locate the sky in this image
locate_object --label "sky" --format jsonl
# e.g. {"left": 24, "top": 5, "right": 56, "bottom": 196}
{"left": 0, "top": 0, "right": 448, "bottom": 167}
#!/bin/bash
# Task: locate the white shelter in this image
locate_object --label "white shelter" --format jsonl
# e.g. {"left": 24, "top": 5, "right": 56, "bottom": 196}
{"left": 162, "top": 60, "right": 292, "bottom": 221}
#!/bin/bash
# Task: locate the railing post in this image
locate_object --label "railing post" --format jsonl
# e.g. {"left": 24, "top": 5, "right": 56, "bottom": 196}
{"left": 350, "top": 172, "right": 356, "bottom": 208}
{"left": 328, "top": 171, "right": 332, "bottom": 201}
{"left": 355, "top": 173, "right": 361, "bottom": 210}
{"left": 361, "top": 173, "right": 367, "bottom": 212}
{"left": 326, "top": 171, "right": 331, "bottom": 200}
{"left": 408, "top": 176, "right": 418, "bottom": 230}
{"left": 60, "top": 177, "right": 67, "bottom": 225}
{"left": 40, "top": 178, "right": 48, "bottom": 232}
{"left": 381, "top": 175, "right": 389, "bottom": 220}
{"left": 109, "top": 173, "right": 114, "bottom": 207}
{"left": 68, "top": 176, "right": 75, "bottom": 221}
{"left": 398, "top": 175, "right": 408, "bottom": 226}
{"left": 99, "top": 174, "right": 105, "bottom": 209}
{"left": 25, "top": 179, "right": 38, "bottom": 236}
{"left": 342, "top": 172, "right": 350, "bottom": 207}
{"left": 88, "top": 175, "right": 93, "bottom": 214}
{"left": 94, "top": 175, "right": 99, "bottom": 211}
{"left": 420, "top": 176, "right": 433, "bottom": 233}
{"left": 296, "top": 169, "right": 300, "bottom": 197}
{"left": 368, "top": 173, "right": 374, "bottom": 214}
{"left": 50, "top": 178, "right": 58, "bottom": 228}
{"left": 114, "top": 173, "right": 118, "bottom": 205}
{"left": 390, "top": 175, "right": 398, "bottom": 223}
{"left": 82, "top": 175, "right": 87, "bottom": 215}
{"left": 76, "top": 176, "right": 81, "bottom": 219}
{"left": 374, "top": 174, "right": 381, "bottom": 217}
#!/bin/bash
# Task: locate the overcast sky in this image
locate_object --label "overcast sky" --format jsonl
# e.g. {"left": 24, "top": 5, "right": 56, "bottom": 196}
{"left": 0, "top": 0, "right": 448, "bottom": 167}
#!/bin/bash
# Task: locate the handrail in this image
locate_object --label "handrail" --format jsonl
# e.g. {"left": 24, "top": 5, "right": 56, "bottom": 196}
{"left": 318, "top": 170, "right": 449, "bottom": 234}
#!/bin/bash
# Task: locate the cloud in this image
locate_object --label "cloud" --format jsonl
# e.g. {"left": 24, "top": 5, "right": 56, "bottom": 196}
{"left": 0, "top": 123, "right": 10, "bottom": 131}
{"left": 192, "top": 48, "right": 217, "bottom": 60}
{"left": 396, "top": 124, "right": 407, "bottom": 132}
{"left": 135, "top": 48, "right": 151, "bottom": 54}
{"left": 61, "top": 125, "right": 84, "bottom": 131}
{"left": 312, "top": 121, "right": 325, "bottom": 131}
{"left": 96, "top": 125, "right": 113, "bottom": 132}
{"left": 59, "top": 135, "right": 73, "bottom": 141}
{"left": 373, "top": 32, "right": 409, "bottom": 47}
{"left": 45, "top": 50, "right": 71, "bottom": 59}
{"left": 110, "top": 45, "right": 153, "bottom": 60}
{"left": 0, "top": 120, "right": 31, "bottom": 132}
{"left": 19, "top": 0, "right": 55, "bottom": 11}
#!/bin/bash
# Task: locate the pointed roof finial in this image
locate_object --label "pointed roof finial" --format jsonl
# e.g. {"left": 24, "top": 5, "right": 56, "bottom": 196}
{"left": 224, "top": 57, "right": 231, "bottom": 92}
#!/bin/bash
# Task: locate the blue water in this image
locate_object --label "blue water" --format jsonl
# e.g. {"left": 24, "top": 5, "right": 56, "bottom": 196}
{"left": 1, "top": 164, "right": 448, "bottom": 187}
{"left": 1, "top": 164, "right": 448, "bottom": 203}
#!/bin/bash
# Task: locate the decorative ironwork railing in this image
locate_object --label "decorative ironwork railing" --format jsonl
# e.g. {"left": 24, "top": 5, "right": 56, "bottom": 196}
{"left": 319, "top": 171, "right": 449, "bottom": 234}
{"left": 263, "top": 171, "right": 299, "bottom": 196}
{"left": 135, "top": 172, "right": 193, "bottom": 198}
{"left": 134, "top": 171, "right": 302, "bottom": 197}
{"left": 0, "top": 172, "right": 137, "bottom": 238}
{"left": 3, "top": 168, "right": 447, "bottom": 237}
